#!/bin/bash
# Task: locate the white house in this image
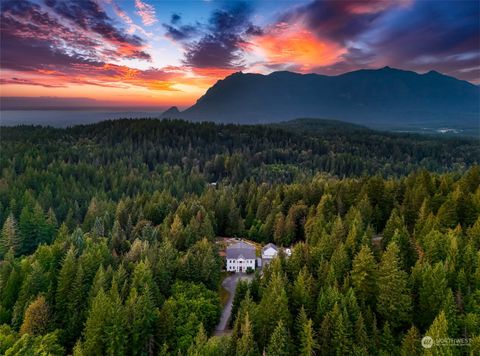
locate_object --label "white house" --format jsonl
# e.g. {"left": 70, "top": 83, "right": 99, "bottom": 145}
{"left": 226, "top": 241, "right": 256, "bottom": 273}
{"left": 261, "top": 243, "right": 279, "bottom": 264}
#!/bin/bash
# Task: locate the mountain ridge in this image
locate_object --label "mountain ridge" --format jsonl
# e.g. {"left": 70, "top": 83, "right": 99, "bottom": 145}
{"left": 162, "top": 67, "right": 479, "bottom": 130}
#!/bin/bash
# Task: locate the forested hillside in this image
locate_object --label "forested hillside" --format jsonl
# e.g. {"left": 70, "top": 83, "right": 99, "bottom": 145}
{"left": 0, "top": 119, "right": 479, "bottom": 355}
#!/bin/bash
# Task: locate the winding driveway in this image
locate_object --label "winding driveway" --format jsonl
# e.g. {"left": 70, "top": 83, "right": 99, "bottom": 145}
{"left": 214, "top": 273, "right": 253, "bottom": 336}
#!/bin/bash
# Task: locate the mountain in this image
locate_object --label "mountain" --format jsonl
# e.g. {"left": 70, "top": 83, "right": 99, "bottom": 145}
{"left": 176, "top": 67, "right": 479, "bottom": 130}
{"left": 162, "top": 106, "right": 181, "bottom": 118}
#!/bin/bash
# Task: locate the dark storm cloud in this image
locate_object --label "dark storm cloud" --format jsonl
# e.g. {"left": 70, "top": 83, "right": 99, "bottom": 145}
{"left": 181, "top": 2, "right": 260, "bottom": 69}
{"left": 171, "top": 13, "right": 181, "bottom": 25}
{"left": 0, "top": 0, "right": 102, "bottom": 72}
{"left": 285, "top": 0, "right": 479, "bottom": 82}
{"left": 0, "top": 31, "right": 100, "bottom": 73}
{"left": 163, "top": 24, "right": 198, "bottom": 41}
{"left": 44, "top": 0, "right": 109, "bottom": 30}
{"left": 370, "top": 1, "right": 479, "bottom": 63}
{"left": 163, "top": 14, "right": 198, "bottom": 41}
{"left": 44, "top": 0, "right": 150, "bottom": 59}
{"left": 345, "top": 0, "right": 480, "bottom": 82}
{"left": 245, "top": 25, "right": 263, "bottom": 37}
{"left": 0, "top": 0, "right": 150, "bottom": 75}
{"left": 281, "top": 0, "right": 405, "bottom": 45}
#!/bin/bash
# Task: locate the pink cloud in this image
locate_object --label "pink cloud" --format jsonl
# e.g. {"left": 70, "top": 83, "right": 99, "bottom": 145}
{"left": 135, "top": 0, "right": 157, "bottom": 26}
{"left": 112, "top": 1, "right": 152, "bottom": 37}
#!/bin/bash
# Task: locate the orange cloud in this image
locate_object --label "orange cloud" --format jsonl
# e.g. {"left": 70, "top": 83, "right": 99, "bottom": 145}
{"left": 0, "top": 61, "right": 237, "bottom": 106}
{"left": 253, "top": 23, "right": 346, "bottom": 72}
{"left": 190, "top": 67, "right": 237, "bottom": 80}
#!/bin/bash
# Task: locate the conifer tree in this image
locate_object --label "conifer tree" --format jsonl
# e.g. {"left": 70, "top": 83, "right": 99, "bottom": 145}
{"left": 55, "top": 248, "right": 76, "bottom": 328}
{"left": 12, "top": 261, "right": 49, "bottom": 328}
{"left": 5, "top": 331, "right": 64, "bottom": 356}
{"left": 329, "top": 242, "right": 350, "bottom": 284}
{"left": 187, "top": 323, "right": 207, "bottom": 356}
{"left": 295, "top": 306, "right": 308, "bottom": 347}
{"left": 330, "top": 303, "right": 350, "bottom": 355}
{"left": 355, "top": 314, "right": 369, "bottom": 346}
{"left": 131, "top": 259, "right": 159, "bottom": 303}
{"left": 370, "top": 315, "right": 380, "bottom": 355}
{"left": 169, "top": 214, "right": 185, "bottom": 249}
{"left": 424, "top": 311, "right": 452, "bottom": 356}
{"left": 353, "top": 314, "right": 369, "bottom": 355}
{"left": 345, "top": 212, "right": 363, "bottom": 258}
{"left": 266, "top": 320, "right": 290, "bottom": 356}
{"left": 331, "top": 215, "right": 346, "bottom": 246}
{"left": 153, "top": 238, "right": 178, "bottom": 296}
{"left": 467, "top": 216, "right": 480, "bottom": 249}
{"left": 83, "top": 289, "right": 109, "bottom": 355}
{"left": 318, "top": 312, "right": 333, "bottom": 354}
{"left": 66, "top": 264, "right": 86, "bottom": 346}
{"left": 377, "top": 242, "right": 412, "bottom": 328}
{"left": 419, "top": 262, "right": 448, "bottom": 328}
{"left": 110, "top": 220, "right": 128, "bottom": 255}
{"left": 400, "top": 326, "right": 421, "bottom": 356}
{"left": 46, "top": 208, "right": 58, "bottom": 234}
{"left": 391, "top": 228, "right": 417, "bottom": 270}
{"left": 126, "top": 286, "right": 158, "bottom": 355}
{"left": 178, "top": 238, "right": 221, "bottom": 290}
{"left": 315, "top": 285, "right": 341, "bottom": 325}
{"left": 441, "top": 289, "right": 459, "bottom": 337}
{"left": 436, "top": 196, "right": 458, "bottom": 230}
{"left": 20, "top": 295, "right": 50, "bottom": 336}
{"left": 236, "top": 312, "right": 256, "bottom": 356}
{"left": 88, "top": 265, "right": 107, "bottom": 304}
{"left": 383, "top": 208, "right": 405, "bottom": 246}
{"left": 257, "top": 272, "right": 291, "bottom": 349}
{"left": 104, "top": 284, "right": 126, "bottom": 355}
{"left": 0, "top": 214, "right": 20, "bottom": 258}
{"left": 19, "top": 204, "right": 36, "bottom": 255}
{"left": 299, "top": 318, "right": 317, "bottom": 356}
{"left": 380, "top": 322, "right": 396, "bottom": 354}
{"left": 351, "top": 245, "right": 377, "bottom": 306}
{"left": 292, "top": 267, "right": 314, "bottom": 315}
{"left": 274, "top": 212, "right": 286, "bottom": 246}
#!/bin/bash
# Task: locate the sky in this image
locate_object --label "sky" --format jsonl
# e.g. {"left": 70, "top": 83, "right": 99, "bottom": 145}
{"left": 0, "top": 0, "right": 479, "bottom": 108}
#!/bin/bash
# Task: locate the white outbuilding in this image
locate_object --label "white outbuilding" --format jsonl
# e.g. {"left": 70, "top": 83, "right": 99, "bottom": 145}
{"left": 261, "top": 243, "right": 279, "bottom": 264}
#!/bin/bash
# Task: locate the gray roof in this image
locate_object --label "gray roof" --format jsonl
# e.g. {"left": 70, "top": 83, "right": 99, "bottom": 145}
{"left": 226, "top": 241, "right": 256, "bottom": 260}
{"left": 262, "top": 243, "right": 278, "bottom": 253}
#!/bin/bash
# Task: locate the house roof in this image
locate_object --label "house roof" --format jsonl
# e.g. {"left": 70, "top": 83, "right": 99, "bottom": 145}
{"left": 262, "top": 243, "right": 278, "bottom": 253}
{"left": 226, "top": 241, "right": 256, "bottom": 260}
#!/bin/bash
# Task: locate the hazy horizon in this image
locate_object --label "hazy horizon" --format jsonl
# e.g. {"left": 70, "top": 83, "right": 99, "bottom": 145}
{"left": 2, "top": 65, "right": 478, "bottom": 111}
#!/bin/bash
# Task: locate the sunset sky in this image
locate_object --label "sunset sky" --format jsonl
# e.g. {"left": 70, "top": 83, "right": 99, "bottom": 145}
{"left": 1, "top": 0, "right": 479, "bottom": 108}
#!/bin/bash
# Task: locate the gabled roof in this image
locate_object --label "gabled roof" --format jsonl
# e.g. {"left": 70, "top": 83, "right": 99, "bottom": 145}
{"left": 262, "top": 243, "right": 278, "bottom": 253}
{"left": 226, "top": 241, "right": 256, "bottom": 260}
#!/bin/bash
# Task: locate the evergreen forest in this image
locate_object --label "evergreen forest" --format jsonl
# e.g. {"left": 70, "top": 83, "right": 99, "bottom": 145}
{"left": 0, "top": 118, "right": 479, "bottom": 355}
